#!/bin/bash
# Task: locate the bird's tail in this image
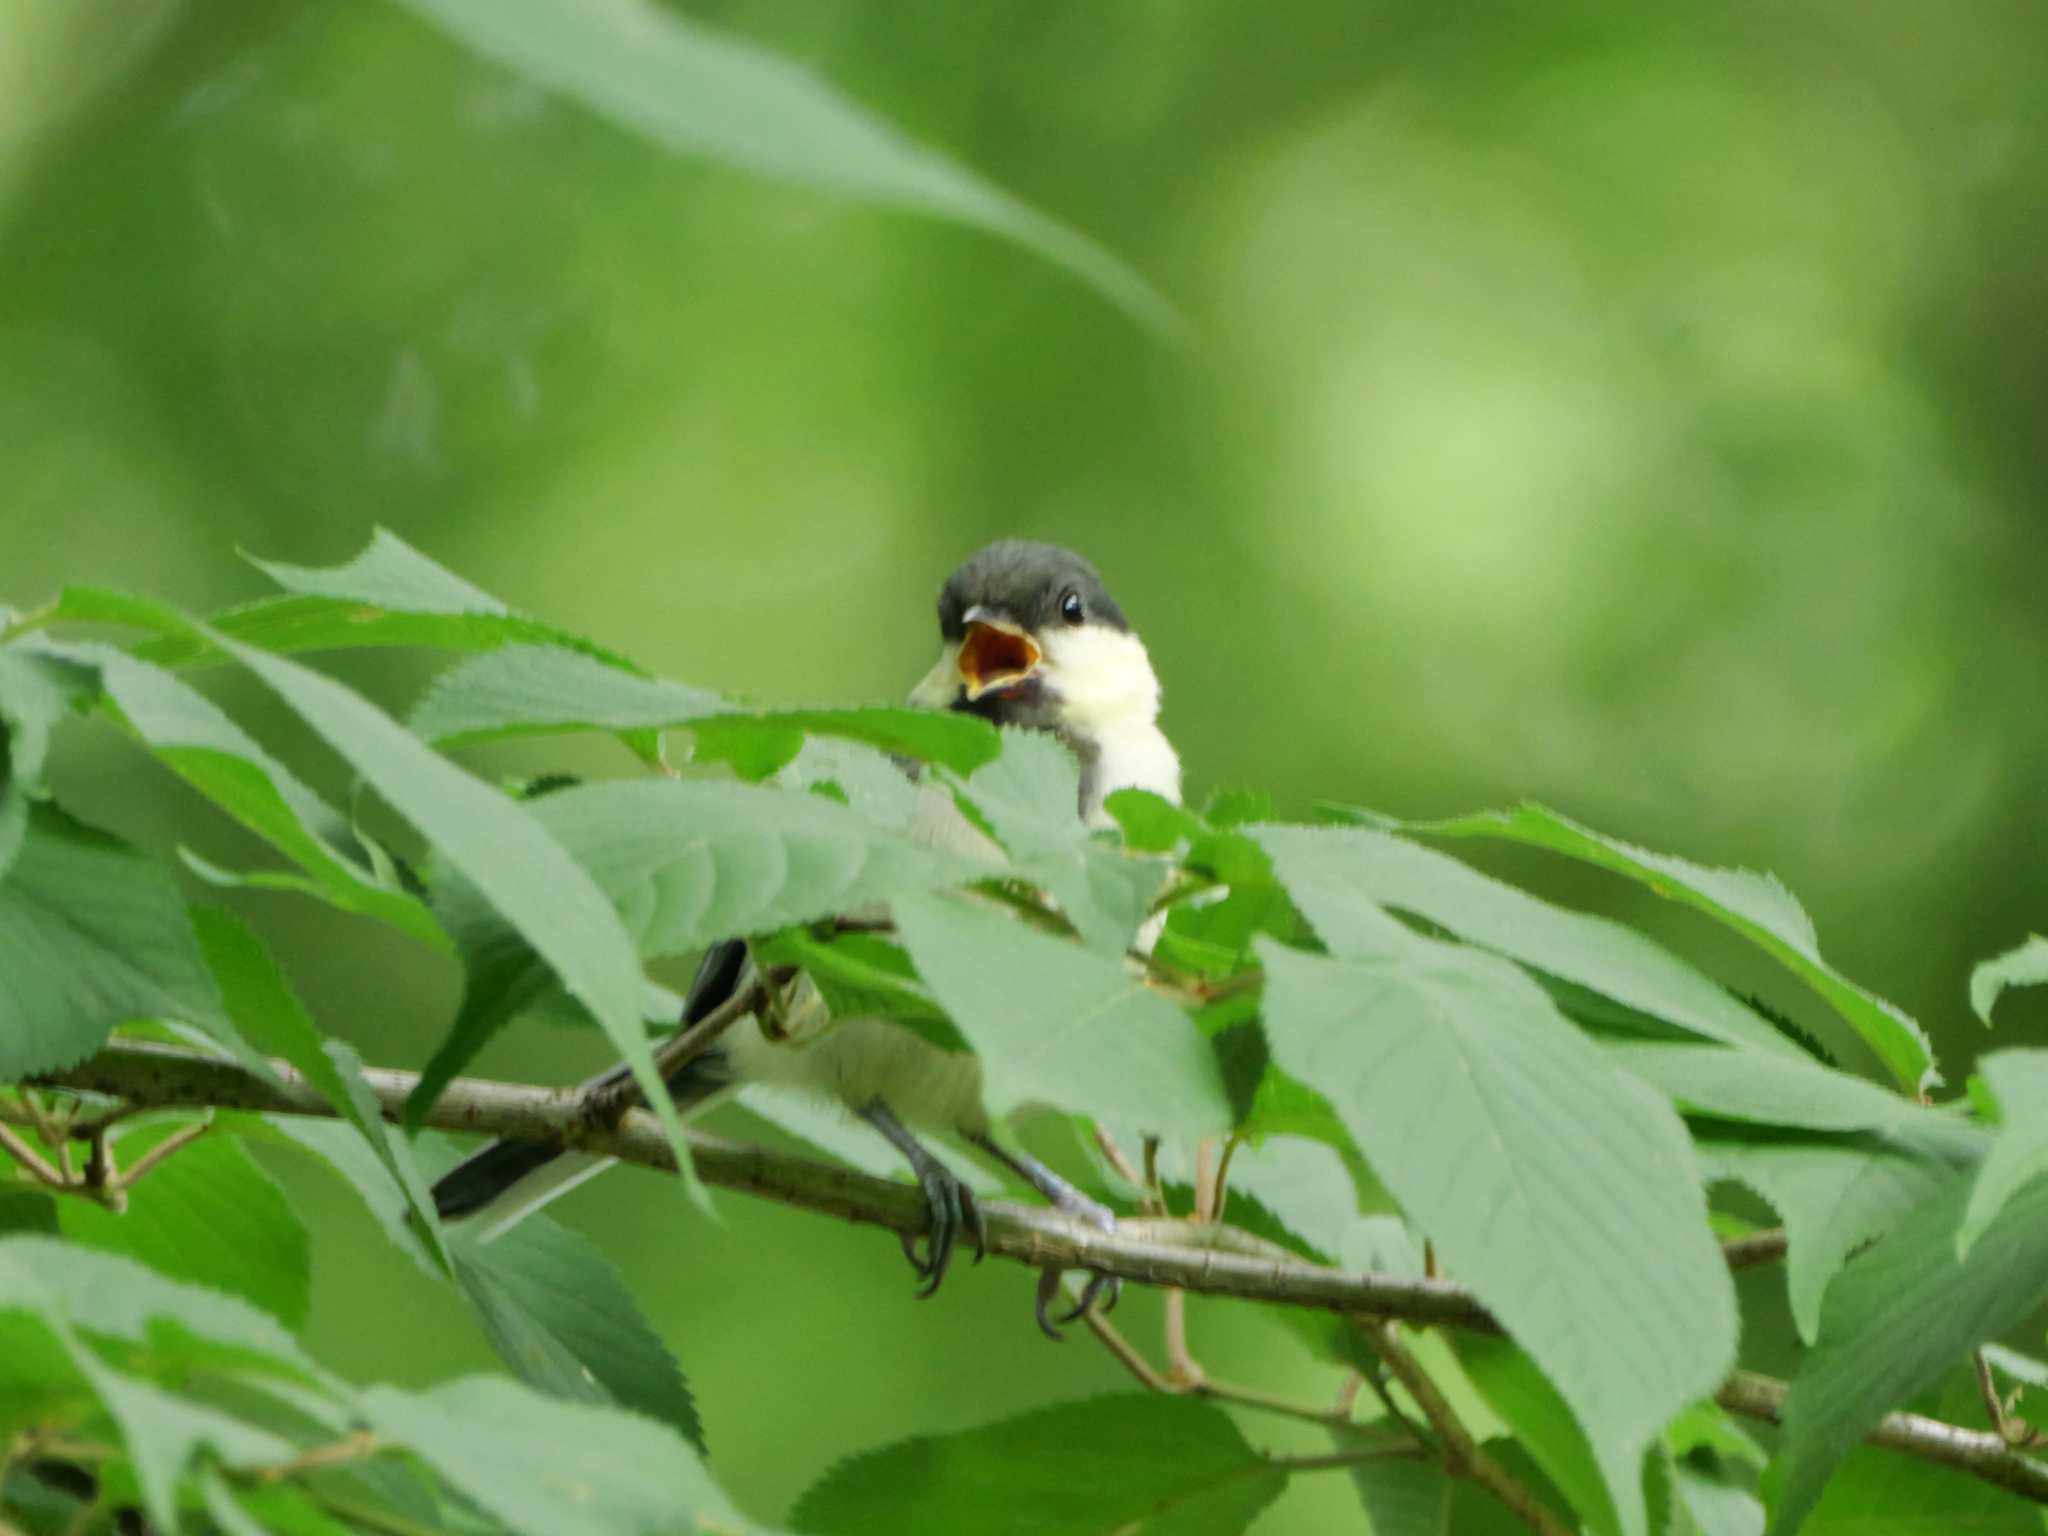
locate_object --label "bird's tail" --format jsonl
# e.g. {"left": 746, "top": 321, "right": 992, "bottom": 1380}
{"left": 431, "top": 1054, "right": 735, "bottom": 1238}
{"left": 431, "top": 938, "right": 750, "bottom": 1238}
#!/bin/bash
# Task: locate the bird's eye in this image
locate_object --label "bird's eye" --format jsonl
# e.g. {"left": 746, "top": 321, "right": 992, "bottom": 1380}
{"left": 1059, "top": 589, "right": 1084, "bottom": 625}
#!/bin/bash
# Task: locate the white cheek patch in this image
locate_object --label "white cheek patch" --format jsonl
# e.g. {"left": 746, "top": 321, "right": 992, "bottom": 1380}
{"left": 1039, "top": 625, "right": 1161, "bottom": 732}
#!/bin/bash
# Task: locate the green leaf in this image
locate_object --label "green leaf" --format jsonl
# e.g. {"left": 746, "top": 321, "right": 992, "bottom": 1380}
{"left": 1788, "top": 1443, "right": 2038, "bottom": 1534}
{"left": 59, "top": 1124, "right": 311, "bottom": 1329}
{"left": 202, "top": 1477, "right": 363, "bottom": 1536}
{"left": 1103, "top": 788, "right": 1206, "bottom": 853}
{"left": 0, "top": 1228, "right": 333, "bottom": 1520}
{"left": 1255, "top": 831, "right": 1737, "bottom": 1536}
{"left": 205, "top": 633, "right": 690, "bottom": 1186}
{"left": 1455, "top": 1333, "right": 1618, "bottom": 1536}
{"left": 253, "top": 528, "right": 524, "bottom": 614}
{"left": 1289, "top": 826, "right": 1803, "bottom": 1058}
{"left": 192, "top": 903, "right": 454, "bottom": 1275}
{"left": 1971, "top": 936, "right": 2048, "bottom": 1026}
{"left": 1202, "top": 787, "right": 1275, "bottom": 829}
{"left": 386, "top": 0, "right": 1180, "bottom": 339}
{"left": 264, "top": 1080, "right": 452, "bottom": 1280}
{"left": 954, "top": 729, "right": 1169, "bottom": 953}
{"left": 52, "top": 640, "right": 445, "bottom": 950}
{"left": 0, "top": 1308, "right": 88, "bottom": 1438}
{"left": 780, "top": 737, "right": 921, "bottom": 832}
{"left": 1664, "top": 1403, "right": 1766, "bottom": 1469}
{"left": 408, "top": 643, "right": 998, "bottom": 778}
{"left": 893, "top": 891, "right": 1230, "bottom": 1136}
{"left": 1699, "top": 1132, "right": 1977, "bottom": 1345}
{"left": 359, "top": 1375, "right": 740, "bottom": 1536}
{"left": 695, "top": 707, "right": 998, "bottom": 779}
{"left": 0, "top": 1191, "right": 57, "bottom": 1235}
{"left": 119, "top": 528, "right": 639, "bottom": 671}
{"left": 407, "top": 642, "right": 725, "bottom": 746}
{"left": 448, "top": 1214, "right": 703, "bottom": 1450}
{"left": 62, "top": 1332, "right": 293, "bottom": 1532}
{"left": 1766, "top": 1170, "right": 2048, "bottom": 1533}
{"left": 415, "top": 777, "right": 980, "bottom": 1120}
{"left": 0, "top": 646, "right": 90, "bottom": 878}
{"left": 791, "top": 1394, "right": 1285, "bottom": 1535}
{"left": 1671, "top": 1460, "right": 1763, "bottom": 1536}
{"left": 729, "top": 1087, "right": 998, "bottom": 1195}
{"left": 0, "top": 1235, "right": 328, "bottom": 1384}
{"left": 1602, "top": 1042, "right": 1959, "bottom": 1138}
{"left": 1958, "top": 1048, "right": 2048, "bottom": 1257}
{"left": 1158, "top": 880, "right": 1299, "bottom": 980}
{"left": 754, "top": 928, "right": 968, "bottom": 1053}
{"left": 1210, "top": 1134, "right": 1366, "bottom": 1263}
{"left": 1379, "top": 803, "right": 1933, "bottom": 1092}
{"left": 1343, "top": 1443, "right": 1561, "bottom": 1536}
{"left": 0, "top": 802, "right": 229, "bottom": 1077}
{"left": 188, "top": 907, "right": 347, "bottom": 1110}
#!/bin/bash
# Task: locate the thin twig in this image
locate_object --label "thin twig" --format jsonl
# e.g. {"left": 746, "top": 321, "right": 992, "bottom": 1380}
{"left": 1718, "top": 1370, "right": 2048, "bottom": 1502}
{"left": 1357, "top": 1359, "right": 1427, "bottom": 1446}
{"left": 31, "top": 1041, "right": 2048, "bottom": 1510}
{"left": 1972, "top": 1350, "right": 2041, "bottom": 1448}
{"left": 251, "top": 1430, "right": 379, "bottom": 1484}
{"left": 117, "top": 1119, "right": 211, "bottom": 1189}
{"left": 1163, "top": 1140, "right": 1217, "bottom": 1384}
{"left": 1162, "top": 1287, "right": 1200, "bottom": 1385}
{"left": 1079, "top": 1306, "right": 1172, "bottom": 1392}
{"left": 1092, "top": 1124, "right": 1147, "bottom": 1195}
{"left": 651, "top": 978, "right": 765, "bottom": 1079}
{"left": 1365, "top": 1320, "right": 1572, "bottom": 1536}
{"left": 1192, "top": 1377, "right": 1353, "bottom": 1428}
{"left": 1077, "top": 1287, "right": 1377, "bottom": 1429}
{"left": 1332, "top": 1369, "right": 1366, "bottom": 1421}
{"left": 1142, "top": 1135, "right": 1165, "bottom": 1211}
{"left": 1979, "top": 1350, "right": 2015, "bottom": 1441}
{"left": 1269, "top": 1441, "right": 1427, "bottom": 1473}
{"left": 1211, "top": 1134, "right": 1241, "bottom": 1225}
{"left": 19, "top": 1095, "right": 74, "bottom": 1181}
{"left": 0, "top": 1122, "right": 65, "bottom": 1187}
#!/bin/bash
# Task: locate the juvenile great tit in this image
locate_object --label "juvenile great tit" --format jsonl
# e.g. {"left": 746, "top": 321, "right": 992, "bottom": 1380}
{"left": 431, "top": 540, "right": 1182, "bottom": 1333}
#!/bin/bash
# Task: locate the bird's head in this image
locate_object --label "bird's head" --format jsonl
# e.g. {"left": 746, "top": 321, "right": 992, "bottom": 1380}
{"left": 910, "top": 541, "right": 1163, "bottom": 749}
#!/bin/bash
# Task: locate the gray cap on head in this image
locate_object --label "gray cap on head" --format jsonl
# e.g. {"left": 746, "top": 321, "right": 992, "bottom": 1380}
{"left": 936, "top": 540, "right": 1130, "bottom": 640}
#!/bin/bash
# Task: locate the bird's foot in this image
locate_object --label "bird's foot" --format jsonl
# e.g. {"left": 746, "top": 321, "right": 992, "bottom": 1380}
{"left": 861, "top": 1100, "right": 986, "bottom": 1299}
{"left": 967, "top": 1134, "right": 1122, "bottom": 1339}
{"left": 1032, "top": 1185, "right": 1120, "bottom": 1339}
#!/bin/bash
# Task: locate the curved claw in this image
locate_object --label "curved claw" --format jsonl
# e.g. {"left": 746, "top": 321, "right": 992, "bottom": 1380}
{"left": 860, "top": 1099, "right": 979, "bottom": 1300}
{"left": 1033, "top": 1268, "right": 1067, "bottom": 1341}
{"left": 1056, "top": 1271, "right": 1120, "bottom": 1325}
{"left": 910, "top": 1158, "right": 968, "bottom": 1299}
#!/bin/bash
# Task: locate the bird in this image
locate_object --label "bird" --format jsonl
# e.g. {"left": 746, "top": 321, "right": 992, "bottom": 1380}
{"left": 430, "top": 540, "right": 1182, "bottom": 1333}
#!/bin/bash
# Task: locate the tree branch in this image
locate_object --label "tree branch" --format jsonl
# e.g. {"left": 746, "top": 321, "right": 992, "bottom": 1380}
{"left": 32, "top": 1041, "right": 2048, "bottom": 1509}
{"left": 1365, "top": 1319, "right": 1571, "bottom": 1536}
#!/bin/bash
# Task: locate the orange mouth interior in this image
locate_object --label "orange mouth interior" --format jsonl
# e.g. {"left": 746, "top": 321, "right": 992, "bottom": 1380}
{"left": 958, "top": 622, "right": 1041, "bottom": 698}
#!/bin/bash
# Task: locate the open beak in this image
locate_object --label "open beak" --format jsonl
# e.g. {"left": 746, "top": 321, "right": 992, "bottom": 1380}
{"left": 956, "top": 609, "right": 1041, "bottom": 701}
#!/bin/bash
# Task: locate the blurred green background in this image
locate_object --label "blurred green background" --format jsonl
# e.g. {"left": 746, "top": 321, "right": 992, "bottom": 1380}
{"left": 6, "top": 0, "right": 2046, "bottom": 1529}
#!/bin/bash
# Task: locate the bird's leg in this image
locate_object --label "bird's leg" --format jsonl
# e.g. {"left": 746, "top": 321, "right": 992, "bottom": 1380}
{"left": 968, "top": 1135, "right": 1121, "bottom": 1339}
{"left": 858, "top": 1099, "right": 986, "bottom": 1299}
